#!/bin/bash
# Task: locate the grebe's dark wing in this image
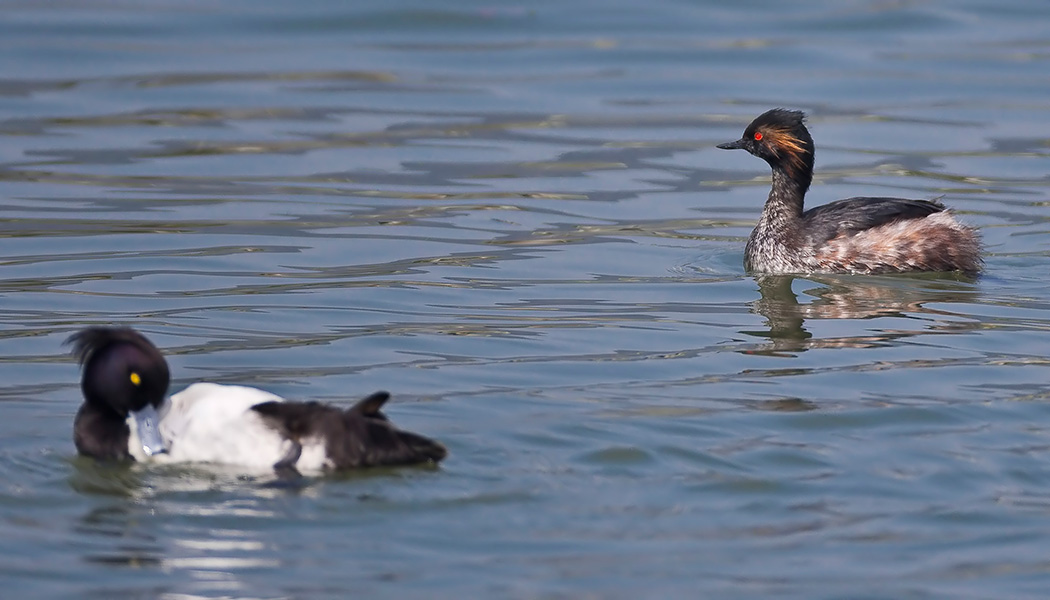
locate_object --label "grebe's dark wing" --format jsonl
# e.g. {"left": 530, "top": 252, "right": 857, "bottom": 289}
{"left": 801, "top": 197, "right": 945, "bottom": 245}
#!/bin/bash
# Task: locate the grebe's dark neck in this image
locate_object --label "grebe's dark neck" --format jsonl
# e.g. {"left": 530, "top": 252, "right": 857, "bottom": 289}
{"left": 744, "top": 160, "right": 814, "bottom": 273}
{"left": 760, "top": 166, "right": 809, "bottom": 227}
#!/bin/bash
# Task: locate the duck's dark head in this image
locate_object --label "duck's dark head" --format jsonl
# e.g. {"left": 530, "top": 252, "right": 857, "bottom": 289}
{"left": 718, "top": 108, "right": 815, "bottom": 191}
{"left": 68, "top": 327, "right": 170, "bottom": 459}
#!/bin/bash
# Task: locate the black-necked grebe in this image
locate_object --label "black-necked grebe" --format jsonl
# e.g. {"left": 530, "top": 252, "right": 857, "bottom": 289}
{"left": 717, "top": 109, "right": 982, "bottom": 275}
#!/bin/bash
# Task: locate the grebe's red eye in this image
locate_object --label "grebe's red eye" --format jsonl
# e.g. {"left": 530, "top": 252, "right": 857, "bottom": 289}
{"left": 753, "top": 131, "right": 763, "bottom": 141}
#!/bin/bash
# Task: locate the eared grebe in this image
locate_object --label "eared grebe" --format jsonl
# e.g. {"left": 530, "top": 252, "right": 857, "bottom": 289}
{"left": 717, "top": 109, "right": 982, "bottom": 275}
{"left": 69, "top": 326, "right": 446, "bottom": 474}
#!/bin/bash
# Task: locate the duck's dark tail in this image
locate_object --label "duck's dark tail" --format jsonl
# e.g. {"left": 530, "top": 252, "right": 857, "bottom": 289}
{"left": 344, "top": 391, "right": 448, "bottom": 467}
{"left": 251, "top": 391, "right": 447, "bottom": 471}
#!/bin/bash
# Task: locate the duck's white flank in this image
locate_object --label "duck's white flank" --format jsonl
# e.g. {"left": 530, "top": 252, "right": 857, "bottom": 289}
{"left": 126, "top": 382, "right": 330, "bottom": 472}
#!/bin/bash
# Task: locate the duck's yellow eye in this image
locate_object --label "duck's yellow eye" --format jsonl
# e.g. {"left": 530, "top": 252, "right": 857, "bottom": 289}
{"left": 129, "top": 372, "right": 142, "bottom": 386}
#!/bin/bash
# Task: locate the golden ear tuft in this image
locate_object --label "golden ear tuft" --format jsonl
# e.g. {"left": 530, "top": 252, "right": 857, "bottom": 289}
{"left": 764, "top": 127, "right": 808, "bottom": 174}
{"left": 129, "top": 372, "right": 142, "bottom": 386}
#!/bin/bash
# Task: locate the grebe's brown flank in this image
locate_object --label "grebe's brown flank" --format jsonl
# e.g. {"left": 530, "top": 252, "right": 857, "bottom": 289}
{"left": 717, "top": 109, "right": 982, "bottom": 275}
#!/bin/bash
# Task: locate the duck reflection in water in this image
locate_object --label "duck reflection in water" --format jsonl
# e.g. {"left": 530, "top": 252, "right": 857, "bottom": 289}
{"left": 743, "top": 273, "right": 981, "bottom": 357}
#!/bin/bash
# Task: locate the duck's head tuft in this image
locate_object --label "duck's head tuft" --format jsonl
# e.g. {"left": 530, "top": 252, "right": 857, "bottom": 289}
{"left": 67, "top": 327, "right": 170, "bottom": 416}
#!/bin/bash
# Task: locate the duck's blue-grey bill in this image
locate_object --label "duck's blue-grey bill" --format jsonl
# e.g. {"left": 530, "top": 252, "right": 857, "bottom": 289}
{"left": 131, "top": 405, "right": 167, "bottom": 456}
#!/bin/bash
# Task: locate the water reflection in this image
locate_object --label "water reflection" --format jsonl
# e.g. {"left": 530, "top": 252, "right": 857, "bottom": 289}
{"left": 77, "top": 504, "right": 165, "bottom": 568}
{"left": 69, "top": 462, "right": 309, "bottom": 596}
{"left": 744, "top": 274, "right": 981, "bottom": 356}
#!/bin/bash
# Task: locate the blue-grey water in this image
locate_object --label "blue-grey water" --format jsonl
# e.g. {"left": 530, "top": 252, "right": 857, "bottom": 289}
{"left": 2, "top": 1, "right": 1050, "bottom": 598}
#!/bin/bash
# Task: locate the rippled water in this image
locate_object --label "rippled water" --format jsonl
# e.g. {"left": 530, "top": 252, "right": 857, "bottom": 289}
{"left": 3, "top": 0, "right": 1050, "bottom": 598}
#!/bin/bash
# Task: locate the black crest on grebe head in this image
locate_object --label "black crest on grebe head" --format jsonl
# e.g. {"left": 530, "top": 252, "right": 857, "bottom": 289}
{"left": 746, "top": 108, "right": 807, "bottom": 137}
{"left": 67, "top": 327, "right": 170, "bottom": 416}
{"left": 719, "top": 108, "right": 815, "bottom": 191}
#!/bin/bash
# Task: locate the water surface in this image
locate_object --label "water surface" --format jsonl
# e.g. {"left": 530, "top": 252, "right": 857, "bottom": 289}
{"left": 2, "top": 1, "right": 1050, "bottom": 598}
